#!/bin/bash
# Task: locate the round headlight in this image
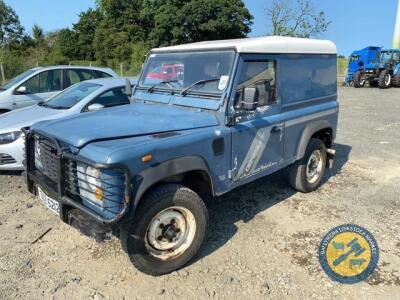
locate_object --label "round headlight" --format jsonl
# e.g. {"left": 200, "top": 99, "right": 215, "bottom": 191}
{"left": 85, "top": 166, "right": 101, "bottom": 191}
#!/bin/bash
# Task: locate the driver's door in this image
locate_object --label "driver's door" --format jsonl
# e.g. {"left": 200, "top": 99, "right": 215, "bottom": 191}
{"left": 230, "top": 55, "right": 284, "bottom": 182}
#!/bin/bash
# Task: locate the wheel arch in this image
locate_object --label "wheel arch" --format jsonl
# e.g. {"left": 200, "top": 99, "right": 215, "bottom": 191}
{"left": 131, "top": 156, "right": 214, "bottom": 210}
{"left": 296, "top": 121, "right": 334, "bottom": 160}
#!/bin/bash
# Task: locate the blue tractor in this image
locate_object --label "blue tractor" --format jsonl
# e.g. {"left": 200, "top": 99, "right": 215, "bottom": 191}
{"left": 353, "top": 49, "right": 400, "bottom": 89}
{"left": 345, "top": 46, "right": 381, "bottom": 86}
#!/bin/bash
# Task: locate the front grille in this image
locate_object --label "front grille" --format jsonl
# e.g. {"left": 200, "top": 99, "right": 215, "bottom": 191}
{"left": 34, "top": 137, "right": 59, "bottom": 184}
{"left": 0, "top": 153, "right": 17, "bottom": 165}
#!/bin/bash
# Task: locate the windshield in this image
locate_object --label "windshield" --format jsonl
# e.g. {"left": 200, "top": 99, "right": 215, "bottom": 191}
{"left": 380, "top": 51, "right": 393, "bottom": 63}
{"left": 139, "top": 50, "right": 236, "bottom": 96}
{"left": 0, "top": 69, "right": 37, "bottom": 90}
{"left": 42, "top": 82, "right": 102, "bottom": 109}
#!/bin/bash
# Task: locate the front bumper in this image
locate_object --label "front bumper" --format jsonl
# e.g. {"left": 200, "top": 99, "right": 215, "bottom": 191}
{"left": 25, "top": 130, "right": 133, "bottom": 227}
{"left": 0, "top": 135, "right": 25, "bottom": 171}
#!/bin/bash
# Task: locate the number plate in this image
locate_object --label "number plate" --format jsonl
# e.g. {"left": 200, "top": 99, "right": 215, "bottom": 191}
{"left": 37, "top": 187, "right": 60, "bottom": 215}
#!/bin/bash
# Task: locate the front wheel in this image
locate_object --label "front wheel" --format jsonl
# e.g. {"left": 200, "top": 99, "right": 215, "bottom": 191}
{"left": 120, "top": 184, "right": 208, "bottom": 276}
{"left": 289, "top": 138, "right": 327, "bottom": 193}
{"left": 378, "top": 70, "right": 392, "bottom": 89}
{"left": 353, "top": 71, "right": 366, "bottom": 88}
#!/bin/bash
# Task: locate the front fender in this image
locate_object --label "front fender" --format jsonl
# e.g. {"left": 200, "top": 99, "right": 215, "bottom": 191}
{"left": 131, "top": 155, "right": 213, "bottom": 208}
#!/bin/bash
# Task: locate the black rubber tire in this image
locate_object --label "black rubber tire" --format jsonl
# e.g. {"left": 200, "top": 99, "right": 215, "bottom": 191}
{"left": 353, "top": 71, "right": 366, "bottom": 88}
{"left": 289, "top": 138, "right": 327, "bottom": 193}
{"left": 120, "top": 184, "right": 208, "bottom": 276}
{"left": 378, "top": 70, "right": 392, "bottom": 89}
{"left": 393, "top": 73, "right": 400, "bottom": 87}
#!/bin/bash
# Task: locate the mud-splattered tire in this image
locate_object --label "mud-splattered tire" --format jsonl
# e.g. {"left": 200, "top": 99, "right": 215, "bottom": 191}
{"left": 353, "top": 71, "right": 366, "bottom": 88}
{"left": 378, "top": 70, "right": 392, "bottom": 89}
{"left": 120, "top": 184, "right": 208, "bottom": 276}
{"left": 393, "top": 73, "right": 400, "bottom": 87}
{"left": 289, "top": 138, "right": 327, "bottom": 193}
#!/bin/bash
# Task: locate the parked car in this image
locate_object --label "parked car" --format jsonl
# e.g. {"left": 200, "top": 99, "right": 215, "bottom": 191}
{"left": 25, "top": 36, "right": 338, "bottom": 276}
{"left": 344, "top": 46, "right": 381, "bottom": 86}
{"left": 146, "top": 64, "right": 184, "bottom": 81}
{"left": 353, "top": 49, "right": 400, "bottom": 88}
{"left": 0, "top": 66, "right": 118, "bottom": 114}
{"left": 0, "top": 77, "right": 136, "bottom": 171}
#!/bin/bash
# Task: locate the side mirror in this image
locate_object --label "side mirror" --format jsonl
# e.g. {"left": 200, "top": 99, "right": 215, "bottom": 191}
{"left": 241, "top": 87, "right": 258, "bottom": 110}
{"left": 87, "top": 103, "right": 104, "bottom": 112}
{"left": 15, "top": 86, "right": 27, "bottom": 94}
{"left": 125, "top": 78, "right": 132, "bottom": 97}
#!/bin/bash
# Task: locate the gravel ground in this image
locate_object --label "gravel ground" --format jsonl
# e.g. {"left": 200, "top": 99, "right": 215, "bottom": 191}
{"left": 0, "top": 86, "right": 399, "bottom": 300}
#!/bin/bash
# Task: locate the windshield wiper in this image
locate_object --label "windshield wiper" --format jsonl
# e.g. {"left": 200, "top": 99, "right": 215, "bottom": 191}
{"left": 147, "top": 79, "right": 178, "bottom": 93}
{"left": 180, "top": 78, "right": 220, "bottom": 96}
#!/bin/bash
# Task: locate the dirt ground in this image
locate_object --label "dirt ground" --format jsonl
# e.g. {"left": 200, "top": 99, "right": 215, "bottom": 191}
{"left": 0, "top": 86, "right": 399, "bottom": 300}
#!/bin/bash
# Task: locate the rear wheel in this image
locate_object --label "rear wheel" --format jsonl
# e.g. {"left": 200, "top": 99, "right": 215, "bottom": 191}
{"left": 120, "top": 184, "right": 208, "bottom": 276}
{"left": 378, "top": 70, "right": 392, "bottom": 89}
{"left": 393, "top": 73, "right": 400, "bottom": 87}
{"left": 353, "top": 71, "right": 366, "bottom": 88}
{"left": 289, "top": 138, "right": 327, "bottom": 193}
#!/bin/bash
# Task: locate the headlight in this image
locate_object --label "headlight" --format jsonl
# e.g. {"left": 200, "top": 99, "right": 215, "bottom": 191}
{"left": 0, "top": 131, "right": 22, "bottom": 145}
{"left": 77, "top": 164, "right": 103, "bottom": 204}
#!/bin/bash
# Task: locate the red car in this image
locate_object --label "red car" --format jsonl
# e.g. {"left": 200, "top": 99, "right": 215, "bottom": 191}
{"left": 147, "top": 64, "right": 184, "bottom": 80}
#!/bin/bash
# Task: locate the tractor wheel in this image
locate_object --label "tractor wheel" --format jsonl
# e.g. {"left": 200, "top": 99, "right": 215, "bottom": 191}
{"left": 378, "top": 70, "right": 392, "bottom": 89}
{"left": 353, "top": 71, "right": 366, "bottom": 88}
{"left": 393, "top": 73, "right": 400, "bottom": 87}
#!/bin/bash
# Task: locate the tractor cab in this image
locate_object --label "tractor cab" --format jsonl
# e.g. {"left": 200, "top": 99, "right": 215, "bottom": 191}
{"left": 345, "top": 46, "right": 381, "bottom": 85}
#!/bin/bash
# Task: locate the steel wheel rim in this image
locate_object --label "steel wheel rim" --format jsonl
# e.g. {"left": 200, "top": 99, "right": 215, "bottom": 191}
{"left": 385, "top": 74, "right": 391, "bottom": 86}
{"left": 306, "top": 150, "right": 323, "bottom": 184}
{"left": 146, "top": 206, "right": 196, "bottom": 260}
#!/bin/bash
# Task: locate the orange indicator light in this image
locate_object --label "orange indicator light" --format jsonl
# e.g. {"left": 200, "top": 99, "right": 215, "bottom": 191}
{"left": 142, "top": 154, "right": 153, "bottom": 162}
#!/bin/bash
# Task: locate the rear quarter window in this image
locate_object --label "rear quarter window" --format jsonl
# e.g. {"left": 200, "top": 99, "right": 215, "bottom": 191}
{"left": 279, "top": 54, "right": 337, "bottom": 105}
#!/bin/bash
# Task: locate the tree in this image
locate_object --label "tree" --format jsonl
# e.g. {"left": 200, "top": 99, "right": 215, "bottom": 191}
{"left": 0, "top": 0, "right": 24, "bottom": 45}
{"left": 266, "top": 0, "right": 330, "bottom": 38}
{"left": 73, "top": 8, "right": 103, "bottom": 60}
{"left": 147, "top": 0, "right": 253, "bottom": 47}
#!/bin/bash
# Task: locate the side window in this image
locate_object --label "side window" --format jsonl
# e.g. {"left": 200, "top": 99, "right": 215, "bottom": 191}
{"left": 40, "top": 70, "right": 62, "bottom": 92}
{"left": 23, "top": 70, "right": 62, "bottom": 94}
{"left": 235, "top": 61, "right": 276, "bottom": 108}
{"left": 67, "top": 70, "right": 82, "bottom": 86}
{"left": 89, "top": 87, "right": 130, "bottom": 109}
{"left": 79, "top": 70, "right": 96, "bottom": 80}
{"left": 24, "top": 74, "right": 40, "bottom": 94}
{"left": 95, "top": 71, "right": 112, "bottom": 78}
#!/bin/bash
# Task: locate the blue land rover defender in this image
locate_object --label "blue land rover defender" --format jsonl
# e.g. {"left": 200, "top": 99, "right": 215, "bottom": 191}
{"left": 25, "top": 36, "right": 339, "bottom": 275}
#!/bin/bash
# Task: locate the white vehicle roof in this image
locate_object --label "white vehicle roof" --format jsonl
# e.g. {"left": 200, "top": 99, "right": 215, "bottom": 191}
{"left": 153, "top": 36, "right": 337, "bottom": 55}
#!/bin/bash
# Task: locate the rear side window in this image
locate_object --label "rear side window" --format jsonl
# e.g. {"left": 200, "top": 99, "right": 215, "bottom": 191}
{"left": 95, "top": 71, "right": 113, "bottom": 78}
{"left": 24, "top": 70, "right": 63, "bottom": 94}
{"left": 89, "top": 87, "right": 130, "bottom": 108}
{"left": 66, "top": 69, "right": 97, "bottom": 88}
{"left": 235, "top": 60, "right": 276, "bottom": 107}
{"left": 279, "top": 54, "right": 337, "bottom": 104}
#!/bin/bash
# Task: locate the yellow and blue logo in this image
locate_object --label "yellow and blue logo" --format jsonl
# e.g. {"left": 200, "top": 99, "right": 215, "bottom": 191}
{"left": 319, "top": 224, "right": 379, "bottom": 284}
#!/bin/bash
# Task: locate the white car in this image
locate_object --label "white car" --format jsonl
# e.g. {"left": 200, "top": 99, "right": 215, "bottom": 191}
{"left": 0, "top": 77, "right": 136, "bottom": 171}
{"left": 0, "top": 66, "right": 118, "bottom": 114}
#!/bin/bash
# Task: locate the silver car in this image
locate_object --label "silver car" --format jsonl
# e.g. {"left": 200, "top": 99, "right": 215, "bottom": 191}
{"left": 0, "top": 77, "right": 136, "bottom": 171}
{"left": 0, "top": 66, "right": 118, "bottom": 114}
